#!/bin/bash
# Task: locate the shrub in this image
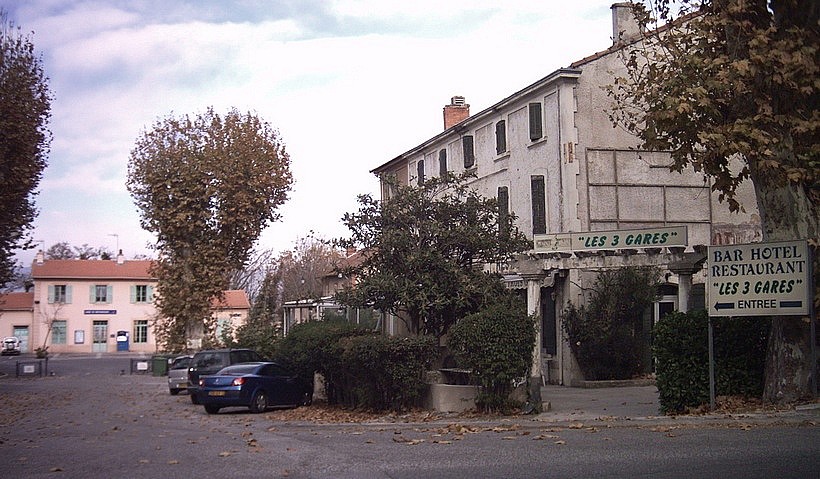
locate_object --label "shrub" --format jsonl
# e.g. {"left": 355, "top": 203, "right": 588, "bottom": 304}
{"left": 274, "top": 320, "right": 437, "bottom": 411}
{"left": 448, "top": 296, "right": 535, "bottom": 413}
{"left": 273, "top": 319, "right": 369, "bottom": 404}
{"left": 232, "top": 320, "right": 281, "bottom": 359}
{"left": 654, "top": 310, "right": 769, "bottom": 414}
{"left": 340, "top": 335, "right": 438, "bottom": 411}
{"left": 562, "top": 266, "right": 661, "bottom": 380}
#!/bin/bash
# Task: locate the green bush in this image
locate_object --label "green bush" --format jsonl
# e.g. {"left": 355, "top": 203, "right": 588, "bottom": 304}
{"left": 448, "top": 296, "right": 535, "bottom": 413}
{"left": 654, "top": 310, "right": 769, "bottom": 414}
{"left": 339, "top": 335, "right": 438, "bottom": 411}
{"left": 274, "top": 319, "right": 437, "bottom": 411}
{"left": 233, "top": 320, "right": 281, "bottom": 359}
{"left": 562, "top": 266, "right": 661, "bottom": 380}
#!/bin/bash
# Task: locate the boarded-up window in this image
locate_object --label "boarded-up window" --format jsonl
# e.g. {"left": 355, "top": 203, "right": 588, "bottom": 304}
{"left": 531, "top": 175, "right": 546, "bottom": 234}
{"left": 529, "top": 102, "right": 543, "bottom": 141}
{"left": 495, "top": 120, "right": 507, "bottom": 154}
{"left": 463, "top": 135, "right": 475, "bottom": 169}
{"left": 439, "top": 149, "right": 447, "bottom": 176}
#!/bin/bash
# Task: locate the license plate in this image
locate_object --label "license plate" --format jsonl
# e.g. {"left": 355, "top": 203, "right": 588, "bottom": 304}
{"left": 208, "top": 391, "right": 225, "bottom": 396}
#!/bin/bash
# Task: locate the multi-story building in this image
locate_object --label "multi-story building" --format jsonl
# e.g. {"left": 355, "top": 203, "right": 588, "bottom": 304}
{"left": 0, "top": 251, "right": 250, "bottom": 354}
{"left": 371, "top": 3, "right": 760, "bottom": 385}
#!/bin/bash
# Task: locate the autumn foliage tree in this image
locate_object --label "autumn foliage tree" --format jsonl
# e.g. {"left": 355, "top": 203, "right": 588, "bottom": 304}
{"left": 336, "top": 172, "right": 531, "bottom": 338}
{"left": 127, "top": 107, "right": 292, "bottom": 351}
{"left": 0, "top": 10, "right": 51, "bottom": 285}
{"left": 608, "top": 1, "right": 818, "bottom": 402}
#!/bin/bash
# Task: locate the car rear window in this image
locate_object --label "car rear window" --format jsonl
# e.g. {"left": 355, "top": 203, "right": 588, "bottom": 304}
{"left": 218, "top": 364, "right": 260, "bottom": 375}
{"left": 194, "top": 352, "right": 228, "bottom": 369}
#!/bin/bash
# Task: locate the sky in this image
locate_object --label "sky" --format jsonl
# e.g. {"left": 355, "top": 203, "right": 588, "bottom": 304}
{"left": 4, "top": 0, "right": 618, "bottom": 264}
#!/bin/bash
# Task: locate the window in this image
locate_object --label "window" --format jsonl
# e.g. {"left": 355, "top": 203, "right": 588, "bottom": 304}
{"left": 91, "top": 285, "right": 112, "bottom": 303}
{"left": 497, "top": 186, "right": 510, "bottom": 237}
{"left": 529, "top": 102, "right": 543, "bottom": 141}
{"left": 131, "top": 285, "right": 153, "bottom": 303}
{"left": 495, "top": 120, "right": 507, "bottom": 154}
{"left": 531, "top": 175, "right": 547, "bottom": 235}
{"left": 462, "top": 135, "right": 475, "bottom": 169}
{"left": 52, "top": 320, "right": 67, "bottom": 344}
{"left": 438, "top": 149, "right": 447, "bottom": 176}
{"left": 133, "top": 320, "right": 148, "bottom": 343}
{"left": 416, "top": 159, "right": 425, "bottom": 186}
{"left": 48, "top": 285, "right": 72, "bottom": 304}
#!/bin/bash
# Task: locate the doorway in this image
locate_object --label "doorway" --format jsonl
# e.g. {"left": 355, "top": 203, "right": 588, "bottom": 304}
{"left": 92, "top": 320, "right": 108, "bottom": 352}
{"left": 12, "top": 326, "right": 29, "bottom": 353}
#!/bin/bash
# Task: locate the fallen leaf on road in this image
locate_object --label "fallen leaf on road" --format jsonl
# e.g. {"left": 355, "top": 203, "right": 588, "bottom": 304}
{"left": 219, "top": 451, "right": 233, "bottom": 457}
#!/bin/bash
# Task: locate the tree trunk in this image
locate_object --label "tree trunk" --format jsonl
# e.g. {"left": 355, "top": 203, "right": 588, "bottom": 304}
{"left": 753, "top": 175, "right": 817, "bottom": 404}
{"left": 763, "top": 317, "right": 813, "bottom": 402}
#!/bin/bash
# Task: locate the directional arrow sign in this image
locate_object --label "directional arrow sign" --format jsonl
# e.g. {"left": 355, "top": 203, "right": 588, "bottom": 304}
{"left": 707, "top": 240, "right": 811, "bottom": 317}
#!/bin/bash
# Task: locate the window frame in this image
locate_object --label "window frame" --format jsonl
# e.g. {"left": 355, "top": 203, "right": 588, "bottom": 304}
{"left": 133, "top": 320, "right": 149, "bottom": 343}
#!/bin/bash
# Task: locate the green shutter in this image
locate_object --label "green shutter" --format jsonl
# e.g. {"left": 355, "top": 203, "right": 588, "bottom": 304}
{"left": 529, "top": 103, "right": 543, "bottom": 140}
{"left": 531, "top": 176, "right": 547, "bottom": 235}
{"left": 496, "top": 120, "right": 506, "bottom": 154}
{"left": 463, "top": 135, "right": 475, "bottom": 169}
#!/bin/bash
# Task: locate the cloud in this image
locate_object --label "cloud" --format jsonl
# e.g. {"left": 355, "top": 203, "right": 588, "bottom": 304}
{"left": 10, "top": 0, "right": 616, "bottom": 264}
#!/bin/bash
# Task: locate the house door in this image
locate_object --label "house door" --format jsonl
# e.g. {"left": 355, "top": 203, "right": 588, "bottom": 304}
{"left": 92, "top": 321, "right": 108, "bottom": 352}
{"left": 12, "top": 326, "right": 29, "bottom": 353}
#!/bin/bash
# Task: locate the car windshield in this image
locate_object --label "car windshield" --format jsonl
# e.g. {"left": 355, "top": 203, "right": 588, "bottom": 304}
{"left": 217, "top": 364, "right": 262, "bottom": 376}
{"left": 170, "top": 357, "right": 191, "bottom": 369}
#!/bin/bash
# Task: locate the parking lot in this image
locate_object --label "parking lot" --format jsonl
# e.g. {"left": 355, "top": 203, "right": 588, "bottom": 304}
{"left": 2, "top": 353, "right": 818, "bottom": 479}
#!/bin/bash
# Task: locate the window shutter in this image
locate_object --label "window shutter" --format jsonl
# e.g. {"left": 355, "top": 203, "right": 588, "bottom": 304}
{"left": 531, "top": 176, "right": 547, "bottom": 235}
{"left": 147, "top": 286, "right": 154, "bottom": 303}
{"left": 497, "top": 186, "right": 509, "bottom": 237}
{"left": 417, "top": 159, "right": 425, "bottom": 185}
{"left": 462, "top": 135, "right": 475, "bottom": 169}
{"left": 89, "top": 285, "right": 96, "bottom": 303}
{"left": 130, "top": 286, "right": 136, "bottom": 303}
{"left": 496, "top": 120, "right": 506, "bottom": 154}
{"left": 439, "top": 149, "right": 447, "bottom": 176}
{"left": 48, "top": 285, "right": 55, "bottom": 304}
{"left": 529, "top": 102, "right": 543, "bottom": 141}
{"left": 106, "top": 285, "right": 113, "bottom": 303}
{"left": 65, "top": 286, "right": 73, "bottom": 304}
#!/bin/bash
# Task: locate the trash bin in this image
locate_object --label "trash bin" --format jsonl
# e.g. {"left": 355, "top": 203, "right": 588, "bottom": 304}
{"left": 116, "top": 331, "right": 129, "bottom": 352}
{"left": 152, "top": 355, "right": 169, "bottom": 376}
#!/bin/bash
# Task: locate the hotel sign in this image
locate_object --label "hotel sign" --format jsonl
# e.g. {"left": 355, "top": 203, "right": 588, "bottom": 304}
{"left": 533, "top": 226, "right": 687, "bottom": 253}
{"left": 708, "top": 240, "right": 810, "bottom": 317}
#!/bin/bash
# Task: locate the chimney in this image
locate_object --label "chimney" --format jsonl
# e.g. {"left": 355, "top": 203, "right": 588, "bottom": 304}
{"left": 611, "top": 3, "right": 641, "bottom": 45}
{"left": 443, "top": 96, "right": 470, "bottom": 130}
{"left": 35, "top": 250, "right": 44, "bottom": 265}
{"left": 116, "top": 249, "right": 125, "bottom": 265}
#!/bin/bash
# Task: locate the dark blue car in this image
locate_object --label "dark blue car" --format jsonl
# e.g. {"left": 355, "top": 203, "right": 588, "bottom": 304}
{"left": 197, "top": 362, "right": 312, "bottom": 414}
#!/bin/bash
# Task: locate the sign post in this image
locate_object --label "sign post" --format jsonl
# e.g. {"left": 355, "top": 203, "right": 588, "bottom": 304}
{"left": 706, "top": 239, "right": 813, "bottom": 405}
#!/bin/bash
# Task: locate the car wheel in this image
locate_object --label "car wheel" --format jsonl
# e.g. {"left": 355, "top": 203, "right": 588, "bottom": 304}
{"left": 190, "top": 393, "right": 200, "bottom": 405}
{"left": 204, "top": 404, "right": 220, "bottom": 414}
{"left": 249, "top": 391, "right": 268, "bottom": 413}
{"left": 301, "top": 390, "right": 312, "bottom": 407}
{"left": 169, "top": 388, "right": 180, "bottom": 395}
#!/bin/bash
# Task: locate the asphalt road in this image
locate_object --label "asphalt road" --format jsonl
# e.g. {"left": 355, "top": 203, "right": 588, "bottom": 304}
{"left": 1, "top": 354, "right": 818, "bottom": 478}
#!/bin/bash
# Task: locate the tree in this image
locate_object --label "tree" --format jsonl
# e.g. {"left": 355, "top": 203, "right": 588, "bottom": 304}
{"left": 336, "top": 172, "right": 531, "bottom": 338}
{"left": 607, "top": 1, "right": 818, "bottom": 402}
{"left": 277, "top": 235, "right": 343, "bottom": 303}
{"left": 0, "top": 10, "right": 52, "bottom": 285}
{"left": 44, "top": 242, "right": 112, "bottom": 260}
{"left": 127, "top": 107, "right": 292, "bottom": 351}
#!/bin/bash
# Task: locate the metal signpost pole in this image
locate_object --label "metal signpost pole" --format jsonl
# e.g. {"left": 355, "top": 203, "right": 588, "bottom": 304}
{"left": 708, "top": 316, "right": 716, "bottom": 410}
